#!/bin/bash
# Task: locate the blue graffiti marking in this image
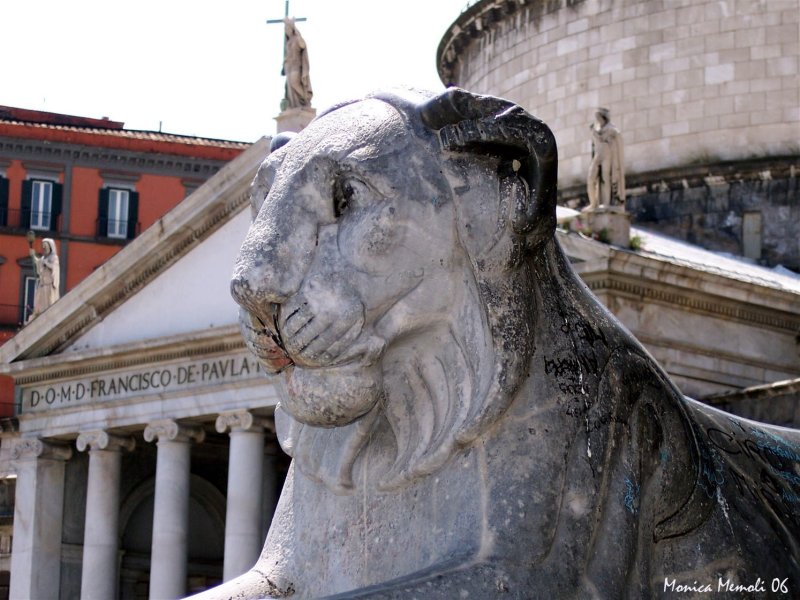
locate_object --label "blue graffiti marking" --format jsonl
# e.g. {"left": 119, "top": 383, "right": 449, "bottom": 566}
{"left": 623, "top": 477, "right": 639, "bottom": 515}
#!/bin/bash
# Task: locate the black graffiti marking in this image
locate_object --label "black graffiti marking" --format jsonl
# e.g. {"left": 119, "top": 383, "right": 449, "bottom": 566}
{"left": 577, "top": 351, "right": 599, "bottom": 375}
{"left": 544, "top": 356, "right": 580, "bottom": 379}
{"left": 560, "top": 319, "right": 608, "bottom": 348}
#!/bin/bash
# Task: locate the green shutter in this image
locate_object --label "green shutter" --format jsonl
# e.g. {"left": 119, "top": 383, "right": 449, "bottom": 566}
{"left": 127, "top": 191, "right": 139, "bottom": 239}
{"left": 20, "top": 180, "right": 32, "bottom": 229}
{"left": 50, "top": 182, "right": 63, "bottom": 232}
{"left": 0, "top": 177, "right": 8, "bottom": 227}
{"left": 97, "top": 189, "right": 109, "bottom": 237}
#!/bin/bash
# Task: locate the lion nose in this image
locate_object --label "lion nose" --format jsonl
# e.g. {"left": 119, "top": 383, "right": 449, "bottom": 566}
{"left": 230, "top": 225, "right": 316, "bottom": 322}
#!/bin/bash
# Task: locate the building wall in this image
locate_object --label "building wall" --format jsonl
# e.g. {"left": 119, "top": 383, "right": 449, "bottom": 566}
{"left": 0, "top": 118, "right": 248, "bottom": 414}
{"left": 69, "top": 167, "right": 106, "bottom": 238}
{"left": 0, "top": 161, "right": 186, "bottom": 328}
{"left": 559, "top": 157, "right": 800, "bottom": 270}
{"left": 606, "top": 292, "right": 800, "bottom": 398}
{"left": 706, "top": 379, "right": 800, "bottom": 427}
{"left": 438, "top": 0, "right": 799, "bottom": 186}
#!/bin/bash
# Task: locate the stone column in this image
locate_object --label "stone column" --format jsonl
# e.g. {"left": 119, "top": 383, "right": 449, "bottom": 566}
{"left": 9, "top": 438, "right": 72, "bottom": 600}
{"left": 76, "top": 430, "right": 135, "bottom": 600}
{"left": 215, "top": 411, "right": 270, "bottom": 582}
{"left": 144, "top": 420, "right": 205, "bottom": 600}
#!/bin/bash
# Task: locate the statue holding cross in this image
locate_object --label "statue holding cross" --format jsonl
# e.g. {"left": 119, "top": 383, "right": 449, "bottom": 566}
{"left": 268, "top": 1, "right": 313, "bottom": 111}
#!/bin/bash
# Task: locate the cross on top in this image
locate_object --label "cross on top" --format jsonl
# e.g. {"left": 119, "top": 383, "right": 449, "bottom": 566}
{"left": 266, "top": 0, "right": 307, "bottom": 26}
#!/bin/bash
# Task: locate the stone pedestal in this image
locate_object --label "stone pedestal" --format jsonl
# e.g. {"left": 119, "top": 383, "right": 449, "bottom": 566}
{"left": 9, "top": 439, "right": 72, "bottom": 600}
{"left": 144, "top": 420, "right": 205, "bottom": 600}
{"left": 215, "top": 411, "right": 269, "bottom": 582}
{"left": 275, "top": 107, "right": 316, "bottom": 133}
{"left": 77, "top": 431, "right": 135, "bottom": 600}
{"left": 572, "top": 206, "right": 631, "bottom": 247}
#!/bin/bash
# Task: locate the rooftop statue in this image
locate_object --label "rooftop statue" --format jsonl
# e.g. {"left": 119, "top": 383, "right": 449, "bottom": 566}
{"left": 198, "top": 88, "right": 799, "bottom": 599}
{"left": 586, "top": 107, "right": 625, "bottom": 210}
{"left": 281, "top": 17, "right": 313, "bottom": 109}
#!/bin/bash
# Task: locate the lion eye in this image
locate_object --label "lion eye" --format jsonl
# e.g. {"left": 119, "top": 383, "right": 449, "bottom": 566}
{"left": 333, "top": 177, "right": 369, "bottom": 218}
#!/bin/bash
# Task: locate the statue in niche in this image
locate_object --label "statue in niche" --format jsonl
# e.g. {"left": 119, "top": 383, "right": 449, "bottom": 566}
{"left": 586, "top": 107, "right": 625, "bottom": 210}
{"left": 195, "top": 88, "right": 800, "bottom": 599}
{"left": 281, "top": 17, "right": 313, "bottom": 109}
{"left": 27, "top": 236, "right": 60, "bottom": 320}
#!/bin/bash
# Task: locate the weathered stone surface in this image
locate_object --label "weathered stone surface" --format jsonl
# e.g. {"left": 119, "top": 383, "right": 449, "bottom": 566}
{"left": 195, "top": 88, "right": 800, "bottom": 599}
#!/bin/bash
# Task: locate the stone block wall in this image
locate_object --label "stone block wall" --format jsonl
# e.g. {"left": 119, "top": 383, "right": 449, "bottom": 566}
{"left": 438, "top": 0, "right": 799, "bottom": 187}
{"left": 706, "top": 378, "right": 800, "bottom": 427}
{"left": 560, "top": 157, "right": 800, "bottom": 270}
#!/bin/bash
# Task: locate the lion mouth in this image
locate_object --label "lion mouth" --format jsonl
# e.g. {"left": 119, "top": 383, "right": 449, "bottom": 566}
{"left": 239, "top": 309, "right": 294, "bottom": 374}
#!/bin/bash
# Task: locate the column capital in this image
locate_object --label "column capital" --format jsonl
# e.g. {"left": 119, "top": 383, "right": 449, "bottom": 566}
{"left": 76, "top": 430, "right": 136, "bottom": 453}
{"left": 144, "top": 420, "right": 205, "bottom": 444}
{"left": 11, "top": 438, "right": 72, "bottom": 461}
{"left": 215, "top": 410, "right": 274, "bottom": 434}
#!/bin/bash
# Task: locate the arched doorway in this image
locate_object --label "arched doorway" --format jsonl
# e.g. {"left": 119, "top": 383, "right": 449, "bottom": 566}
{"left": 118, "top": 475, "right": 226, "bottom": 599}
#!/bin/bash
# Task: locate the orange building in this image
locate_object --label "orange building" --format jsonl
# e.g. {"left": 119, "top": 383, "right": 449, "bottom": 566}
{"left": 0, "top": 106, "right": 249, "bottom": 414}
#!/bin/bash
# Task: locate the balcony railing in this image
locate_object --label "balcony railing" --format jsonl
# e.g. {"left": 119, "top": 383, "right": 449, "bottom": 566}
{"left": 96, "top": 217, "right": 140, "bottom": 239}
{"left": 0, "top": 209, "right": 61, "bottom": 232}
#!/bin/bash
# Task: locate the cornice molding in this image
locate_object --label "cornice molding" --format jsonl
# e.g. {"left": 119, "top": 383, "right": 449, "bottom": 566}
{"left": 586, "top": 275, "right": 800, "bottom": 333}
{"left": 10, "top": 326, "right": 245, "bottom": 385}
{"left": 0, "top": 135, "right": 230, "bottom": 178}
{"left": 634, "top": 332, "right": 800, "bottom": 375}
{"left": 437, "top": 0, "right": 525, "bottom": 85}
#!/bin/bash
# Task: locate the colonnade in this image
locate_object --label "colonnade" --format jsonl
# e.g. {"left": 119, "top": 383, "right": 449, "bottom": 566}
{"left": 8, "top": 410, "right": 275, "bottom": 600}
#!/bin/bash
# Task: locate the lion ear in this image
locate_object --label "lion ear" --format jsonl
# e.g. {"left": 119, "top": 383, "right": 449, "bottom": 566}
{"left": 419, "top": 87, "right": 558, "bottom": 245}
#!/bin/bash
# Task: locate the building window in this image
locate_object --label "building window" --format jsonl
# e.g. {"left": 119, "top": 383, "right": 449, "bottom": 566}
{"left": 21, "top": 178, "right": 62, "bottom": 232}
{"left": 107, "top": 188, "right": 130, "bottom": 239}
{"left": 97, "top": 187, "right": 139, "bottom": 240}
{"left": 742, "top": 211, "right": 762, "bottom": 261}
{"left": 22, "top": 276, "right": 36, "bottom": 323}
{"left": 30, "top": 180, "right": 52, "bottom": 230}
{"left": 0, "top": 176, "right": 8, "bottom": 227}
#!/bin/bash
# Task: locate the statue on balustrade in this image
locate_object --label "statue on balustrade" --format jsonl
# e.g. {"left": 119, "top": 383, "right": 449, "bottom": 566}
{"left": 586, "top": 107, "right": 625, "bottom": 210}
{"left": 27, "top": 236, "right": 60, "bottom": 321}
{"left": 193, "top": 88, "right": 800, "bottom": 599}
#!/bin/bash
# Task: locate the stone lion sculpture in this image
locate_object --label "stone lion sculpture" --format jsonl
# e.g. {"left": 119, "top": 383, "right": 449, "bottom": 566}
{"left": 200, "top": 88, "right": 800, "bottom": 599}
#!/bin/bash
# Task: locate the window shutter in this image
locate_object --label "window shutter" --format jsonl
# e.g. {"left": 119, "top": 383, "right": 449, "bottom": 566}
{"left": 126, "top": 191, "right": 139, "bottom": 239}
{"left": 97, "top": 188, "right": 109, "bottom": 237}
{"left": 50, "top": 183, "right": 63, "bottom": 232}
{"left": 21, "top": 180, "right": 32, "bottom": 229}
{"left": 0, "top": 177, "right": 8, "bottom": 227}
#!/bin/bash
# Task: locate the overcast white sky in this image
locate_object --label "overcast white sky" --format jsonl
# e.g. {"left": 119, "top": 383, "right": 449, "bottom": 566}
{"left": 2, "top": 0, "right": 468, "bottom": 142}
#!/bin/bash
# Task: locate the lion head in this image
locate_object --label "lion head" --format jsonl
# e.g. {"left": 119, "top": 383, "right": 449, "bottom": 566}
{"left": 231, "top": 88, "right": 558, "bottom": 491}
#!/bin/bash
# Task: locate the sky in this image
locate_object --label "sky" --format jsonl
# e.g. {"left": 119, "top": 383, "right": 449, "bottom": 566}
{"left": 2, "top": 0, "right": 469, "bottom": 142}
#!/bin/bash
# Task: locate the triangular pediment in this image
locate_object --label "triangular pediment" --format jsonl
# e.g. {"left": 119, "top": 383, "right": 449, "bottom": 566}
{"left": 66, "top": 210, "right": 250, "bottom": 353}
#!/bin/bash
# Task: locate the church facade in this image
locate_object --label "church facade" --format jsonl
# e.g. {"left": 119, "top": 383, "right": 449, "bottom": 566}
{"left": 0, "top": 139, "right": 289, "bottom": 599}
